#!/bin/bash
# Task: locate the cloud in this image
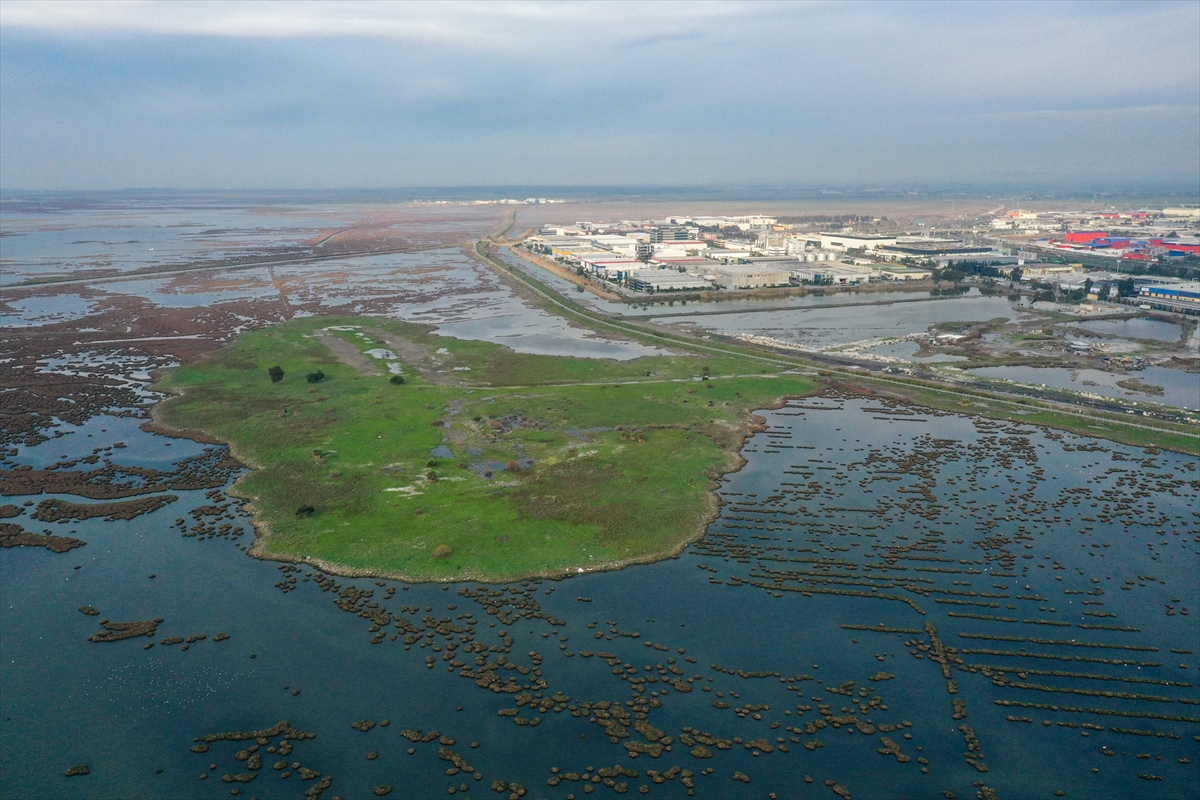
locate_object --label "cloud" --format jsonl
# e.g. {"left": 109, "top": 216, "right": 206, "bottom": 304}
{"left": 0, "top": 1, "right": 753, "bottom": 46}
{"left": 1, "top": 1, "right": 1196, "bottom": 189}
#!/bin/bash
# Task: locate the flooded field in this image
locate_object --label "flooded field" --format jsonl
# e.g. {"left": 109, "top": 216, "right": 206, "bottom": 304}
{"left": 2, "top": 197, "right": 1197, "bottom": 799}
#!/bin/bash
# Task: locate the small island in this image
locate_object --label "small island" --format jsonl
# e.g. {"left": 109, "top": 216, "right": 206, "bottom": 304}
{"left": 154, "top": 316, "right": 817, "bottom": 581}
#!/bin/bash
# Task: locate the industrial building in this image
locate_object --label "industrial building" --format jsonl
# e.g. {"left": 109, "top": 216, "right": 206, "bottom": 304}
{"left": 710, "top": 264, "right": 792, "bottom": 289}
{"left": 1018, "top": 263, "right": 1085, "bottom": 280}
{"left": 790, "top": 265, "right": 874, "bottom": 285}
{"left": 1137, "top": 283, "right": 1200, "bottom": 314}
{"left": 625, "top": 270, "right": 713, "bottom": 292}
{"left": 872, "top": 265, "right": 933, "bottom": 281}
{"left": 879, "top": 239, "right": 990, "bottom": 257}
{"left": 818, "top": 233, "right": 898, "bottom": 252}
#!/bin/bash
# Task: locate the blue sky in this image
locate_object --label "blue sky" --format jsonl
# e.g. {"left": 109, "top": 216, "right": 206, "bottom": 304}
{"left": 1, "top": 1, "right": 1197, "bottom": 190}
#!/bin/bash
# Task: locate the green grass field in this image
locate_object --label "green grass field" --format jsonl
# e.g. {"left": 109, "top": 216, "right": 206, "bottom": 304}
{"left": 155, "top": 315, "right": 817, "bottom": 581}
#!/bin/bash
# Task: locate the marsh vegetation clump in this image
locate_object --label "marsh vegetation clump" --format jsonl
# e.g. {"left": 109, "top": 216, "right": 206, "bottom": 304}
{"left": 268, "top": 366, "right": 284, "bottom": 383}
{"left": 433, "top": 545, "right": 452, "bottom": 558}
{"left": 306, "top": 370, "right": 325, "bottom": 384}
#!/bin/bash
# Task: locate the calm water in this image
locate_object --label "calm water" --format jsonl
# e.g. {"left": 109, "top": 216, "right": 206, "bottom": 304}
{"left": 1073, "top": 319, "right": 1184, "bottom": 344}
{"left": 0, "top": 207, "right": 348, "bottom": 280}
{"left": 863, "top": 341, "right": 969, "bottom": 362}
{"left": 658, "top": 296, "right": 1024, "bottom": 347}
{"left": 4, "top": 206, "right": 1198, "bottom": 799}
{"left": 3, "top": 395, "right": 1196, "bottom": 799}
{"left": 969, "top": 365, "right": 1200, "bottom": 411}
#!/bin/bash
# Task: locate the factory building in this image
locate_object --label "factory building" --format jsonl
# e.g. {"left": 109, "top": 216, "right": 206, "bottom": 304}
{"left": 626, "top": 270, "right": 713, "bottom": 292}
{"left": 818, "top": 233, "right": 898, "bottom": 252}
{"left": 1018, "top": 263, "right": 1085, "bottom": 279}
{"left": 790, "top": 266, "right": 874, "bottom": 285}
{"left": 711, "top": 264, "right": 792, "bottom": 289}
{"left": 872, "top": 265, "right": 933, "bottom": 281}
{"left": 1137, "top": 283, "right": 1200, "bottom": 314}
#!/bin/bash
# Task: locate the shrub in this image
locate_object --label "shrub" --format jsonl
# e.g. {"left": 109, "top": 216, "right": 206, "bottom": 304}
{"left": 389, "top": 375, "right": 405, "bottom": 385}
{"left": 306, "top": 370, "right": 325, "bottom": 384}
{"left": 268, "top": 365, "right": 284, "bottom": 383}
{"left": 505, "top": 460, "right": 520, "bottom": 472}
{"left": 432, "top": 545, "right": 452, "bottom": 558}
{"left": 295, "top": 505, "right": 315, "bottom": 518}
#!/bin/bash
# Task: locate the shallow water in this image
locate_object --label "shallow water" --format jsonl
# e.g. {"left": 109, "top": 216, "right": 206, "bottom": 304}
{"left": 863, "top": 341, "right": 969, "bottom": 362}
{"left": 659, "top": 296, "right": 1023, "bottom": 347}
{"left": 3, "top": 394, "right": 1195, "bottom": 800}
{"left": 1073, "top": 319, "right": 1183, "bottom": 344}
{"left": 4, "top": 207, "right": 1198, "bottom": 799}
{"left": 969, "top": 365, "right": 1200, "bottom": 410}
{"left": 3, "top": 294, "right": 101, "bottom": 327}
{"left": 0, "top": 207, "right": 346, "bottom": 280}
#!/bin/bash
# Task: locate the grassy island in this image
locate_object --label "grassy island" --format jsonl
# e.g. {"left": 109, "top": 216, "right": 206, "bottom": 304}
{"left": 154, "top": 316, "right": 817, "bottom": 581}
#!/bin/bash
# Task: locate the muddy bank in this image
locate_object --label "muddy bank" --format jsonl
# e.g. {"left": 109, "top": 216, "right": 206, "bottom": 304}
{"left": 1, "top": 448, "right": 240, "bottom": 499}
{"left": 0, "top": 522, "right": 86, "bottom": 553}
{"left": 33, "top": 494, "right": 178, "bottom": 523}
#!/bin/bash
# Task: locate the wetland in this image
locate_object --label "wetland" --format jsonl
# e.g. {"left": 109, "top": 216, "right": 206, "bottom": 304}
{"left": 2, "top": 195, "right": 1197, "bottom": 800}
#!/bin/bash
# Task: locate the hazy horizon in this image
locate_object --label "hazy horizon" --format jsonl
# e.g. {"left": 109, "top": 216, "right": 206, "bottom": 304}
{"left": 1, "top": 1, "right": 1198, "bottom": 191}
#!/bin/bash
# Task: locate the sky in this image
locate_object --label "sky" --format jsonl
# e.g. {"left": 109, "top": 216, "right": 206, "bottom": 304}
{"left": 1, "top": 0, "right": 1197, "bottom": 191}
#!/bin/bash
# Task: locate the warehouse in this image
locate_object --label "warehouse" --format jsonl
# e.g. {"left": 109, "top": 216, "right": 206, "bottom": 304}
{"left": 626, "top": 270, "right": 713, "bottom": 292}
{"left": 711, "top": 264, "right": 792, "bottom": 289}
{"left": 1138, "top": 283, "right": 1200, "bottom": 314}
{"left": 818, "top": 233, "right": 898, "bottom": 252}
{"left": 790, "top": 266, "right": 874, "bottom": 285}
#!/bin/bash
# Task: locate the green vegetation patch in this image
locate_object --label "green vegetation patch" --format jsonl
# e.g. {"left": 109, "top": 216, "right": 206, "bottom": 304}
{"left": 155, "top": 315, "right": 816, "bottom": 581}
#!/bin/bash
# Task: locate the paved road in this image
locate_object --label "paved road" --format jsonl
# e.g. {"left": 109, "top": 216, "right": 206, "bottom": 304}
{"left": 471, "top": 240, "right": 1196, "bottom": 443}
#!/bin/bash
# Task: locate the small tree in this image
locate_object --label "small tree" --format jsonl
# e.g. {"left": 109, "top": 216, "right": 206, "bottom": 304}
{"left": 295, "top": 505, "right": 315, "bottom": 518}
{"left": 306, "top": 370, "right": 325, "bottom": 384}
{"left": 389, "top": 375, "right": 405, "bottom": 385}
{"left": 268, "top": 365, "right": 284, "bottom": 383}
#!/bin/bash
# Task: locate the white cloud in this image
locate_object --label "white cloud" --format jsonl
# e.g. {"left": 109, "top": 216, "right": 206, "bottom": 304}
{"left": 0, "top": 1, "right": 753, "bottom": 46}
{"left": 1, "top": 1, "right": 1196, "bottom": 188}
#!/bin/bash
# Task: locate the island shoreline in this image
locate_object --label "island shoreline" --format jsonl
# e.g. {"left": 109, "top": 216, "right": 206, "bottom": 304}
{"left": 148, "top": 359, "right": 822, "bottom": 583}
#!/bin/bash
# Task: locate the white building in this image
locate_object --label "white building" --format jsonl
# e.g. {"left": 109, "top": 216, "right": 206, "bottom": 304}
{"left": 711, "top": 264, "right": 792, "bottom": 289}
{"left": 791, "top": 265, "right": 874, "bottom": 285}
{"left": 1019, "top": 263, "right": 1085, "bottom": 280}
{"left": 626, "top": 270, "right": 713, "bottom": 292}
{"left": 818, "top": 233, "right": 900, "bottom": 252}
